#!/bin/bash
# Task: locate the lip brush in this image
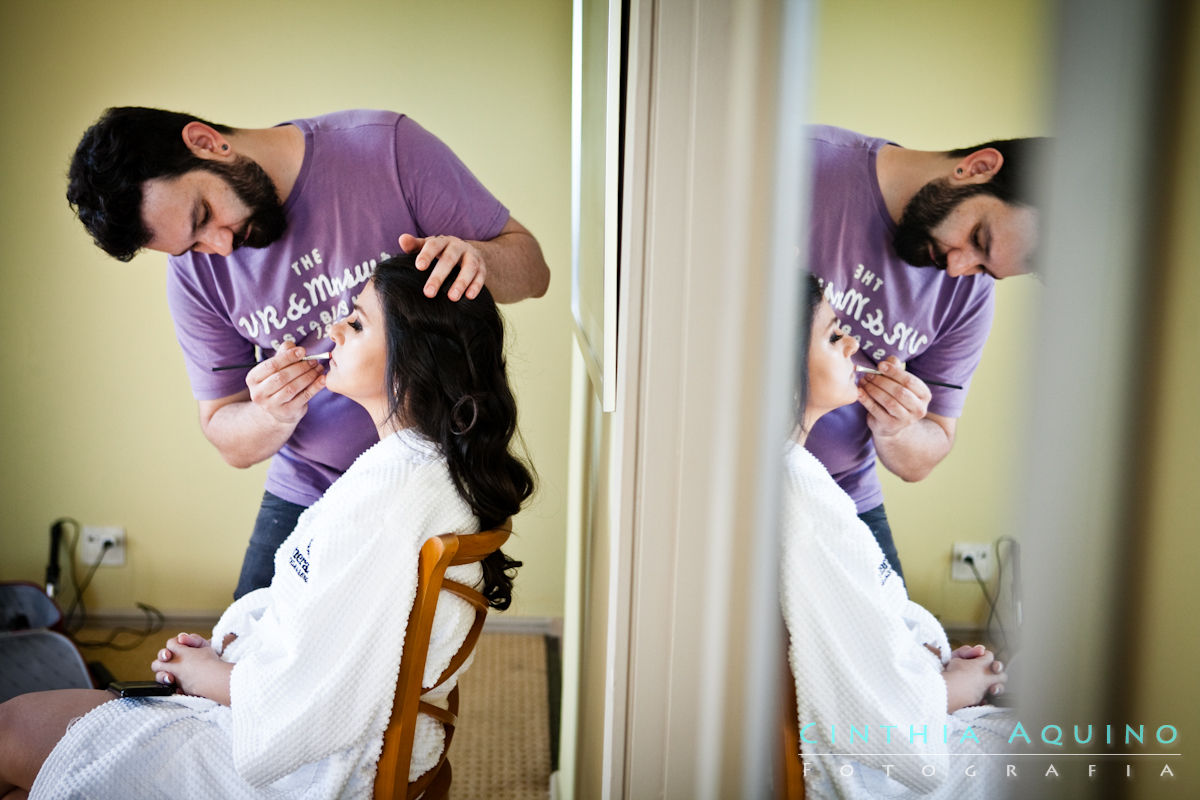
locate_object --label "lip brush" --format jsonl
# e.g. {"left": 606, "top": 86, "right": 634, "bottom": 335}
{"left": 855, "top": 364, "right": 963, "bottom": 390}
{"left": 211, "top": 353, "right": 331, "bottom": 372}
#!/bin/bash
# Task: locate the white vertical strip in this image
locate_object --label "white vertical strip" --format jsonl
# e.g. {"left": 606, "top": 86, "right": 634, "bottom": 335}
{"left": 570, "top": 0, "right": 583, "bottom": 340}
{"left": 600, "top": 0, "right": 622, "bottom": 412}
{"left": 1016, "top": 0, "right": 1164, "bottom": 797}
{"left": 555, "top": 343, "right": 590, "bottom": 800}
{"left": 736, "top": 0, "right": 816, "bottom": 794}
{"left": 615, "top": 0, "right": 811, "bottom": 795}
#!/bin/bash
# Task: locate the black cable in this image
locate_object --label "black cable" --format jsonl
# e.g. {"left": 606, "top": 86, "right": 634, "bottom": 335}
{"left": 997, "top": 536, "right": 1021, "bottom": 618}
{"left": 52, "top": 522, "right": 167, "bottom": 652}
{"left": 73, "top": 603, "right": 165, "bottom": 651}
{"left": 63, "top": 520, "right": 84, "bottom": 627}
{"left": 45, "top": 517, "right": 81, "bottom": 613}
{"left": 63, "top": 540, "right": 110, "bottom": 633}
{"left": 46, "top": 519, "right": 67, "bottom": 599}
{"left": 986, "top": 542, "right": 1003, "bottom": 634}
{"left": 969, "top": 551, "right": 1008, "bottom": 657}
{"left": 990, "top": 536, "right": 1021, "bottom": 658}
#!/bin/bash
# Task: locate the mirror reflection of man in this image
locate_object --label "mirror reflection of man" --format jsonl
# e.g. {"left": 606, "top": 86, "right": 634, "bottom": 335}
{"left": 67, "top": 107, "right": 550, "bottom": 598}
{"left": 804, "top": 125, "right": 1046, "bottom": 581}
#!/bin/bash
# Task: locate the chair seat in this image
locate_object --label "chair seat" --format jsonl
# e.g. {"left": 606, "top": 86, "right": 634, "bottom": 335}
{"left": 0, "top": 629, "right": 93, "bottom": 703}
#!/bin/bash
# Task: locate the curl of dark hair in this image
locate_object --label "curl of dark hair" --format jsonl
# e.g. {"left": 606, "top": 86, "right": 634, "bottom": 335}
{"left": 371, "top": 254, "right": 535, "bottom": 610}
{"left": 66, "top": 107, "right": 232, "bottom": 261}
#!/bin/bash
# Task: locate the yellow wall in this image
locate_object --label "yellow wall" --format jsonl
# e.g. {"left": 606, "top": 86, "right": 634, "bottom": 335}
{"left": 0, "top": 0, "right": 572, "bottom": 618}
{"left": 809, "top": 0, "right": 1050, "bottom": 625}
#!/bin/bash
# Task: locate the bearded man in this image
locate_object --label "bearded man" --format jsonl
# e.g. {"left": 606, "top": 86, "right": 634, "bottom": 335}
{"left": 803, "top": 125, "right": 1047, "bottom": 580}
{"left": 67, "top": 107, "right": 549, "bottom": 597}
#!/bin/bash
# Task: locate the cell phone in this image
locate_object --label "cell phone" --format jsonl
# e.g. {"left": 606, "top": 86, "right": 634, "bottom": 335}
{"left": 108, "top": 680, "right": 176, "bottom": 697}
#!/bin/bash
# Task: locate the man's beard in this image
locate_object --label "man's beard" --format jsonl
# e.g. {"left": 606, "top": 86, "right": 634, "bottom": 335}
{"left": 200, "top": 156, "right": 288, "bottom": 249}
{"left": 893, "top": 179, "right": 990, "bottom": 267}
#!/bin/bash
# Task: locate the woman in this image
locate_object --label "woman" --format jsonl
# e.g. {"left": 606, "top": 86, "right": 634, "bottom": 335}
{"left": 0, "top": 254, "right": 533, "bottom": 799}
{"left": 782, "top": 275, "right": 1009, "bottom": 799}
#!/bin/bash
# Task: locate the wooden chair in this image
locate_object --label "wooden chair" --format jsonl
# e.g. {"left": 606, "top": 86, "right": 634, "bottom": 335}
{"left": 778, "top": 622, "right": 805, "bottom": 799}
{"left": 373, "top": 520, "right": 512, "bottom": 800}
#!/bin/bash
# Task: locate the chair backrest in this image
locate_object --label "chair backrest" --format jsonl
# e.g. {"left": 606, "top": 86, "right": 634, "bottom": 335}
{"left": 373, "top": 520, "right": 513, "bottom": 800}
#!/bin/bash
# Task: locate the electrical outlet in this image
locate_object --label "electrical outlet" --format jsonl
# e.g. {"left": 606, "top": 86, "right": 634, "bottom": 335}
{"left": 80, "top": 526, "right": 126, "bottom": 567}
{"left": 951, "top": 542, "right": 992, "bottom": 582}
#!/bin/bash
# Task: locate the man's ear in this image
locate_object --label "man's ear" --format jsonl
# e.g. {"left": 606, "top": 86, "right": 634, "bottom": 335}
{"left": 952, "top": 147, "right": 1004, "bottom": 184}
{"left": 181, "top": 121, "right": 232, "bottom": 161}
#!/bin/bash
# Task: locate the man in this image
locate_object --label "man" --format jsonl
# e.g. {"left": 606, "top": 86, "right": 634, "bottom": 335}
{"left": 67, "top": 107, "right": 550, "bottom": 597}
{"left": 804, "top": 125, "right": 1046, "bottom": 580}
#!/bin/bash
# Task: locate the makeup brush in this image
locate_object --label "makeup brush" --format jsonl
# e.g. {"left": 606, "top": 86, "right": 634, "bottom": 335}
{"left": 855, "top": 364, "right": 962, "bottom": 390}
{"left": 211, "top": 353, "right": 331, "bottom": 372}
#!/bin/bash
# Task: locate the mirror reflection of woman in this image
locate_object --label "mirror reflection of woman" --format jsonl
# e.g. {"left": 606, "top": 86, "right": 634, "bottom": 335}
{"left": 781, "top": 276, "right": 1010, "bottom": 799}
{"left": 0, "top": 254, "right": 533, "bottom": 799}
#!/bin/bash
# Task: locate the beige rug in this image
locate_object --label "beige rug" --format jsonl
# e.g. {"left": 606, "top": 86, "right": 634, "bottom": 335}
{"left": 452, "top": 633, "right": 552, "bottom": 799}
{"left": 74, "top": 627, "right": 551, "bottom": 799}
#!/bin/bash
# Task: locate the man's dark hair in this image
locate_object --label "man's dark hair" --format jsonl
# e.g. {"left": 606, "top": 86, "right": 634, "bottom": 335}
{"left": 66, "top": 107, "right": 232, "bottom": 261}
{"left": 947, "top": 137, "right": 1051, "bottom": 208}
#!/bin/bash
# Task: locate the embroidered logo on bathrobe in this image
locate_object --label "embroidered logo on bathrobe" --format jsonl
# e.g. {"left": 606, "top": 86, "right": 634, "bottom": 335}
{"left": 877, "top": 557, "right": 895, "bottom": 586}
{"left": 289, "top": 540, "right": 313, "bottom": 582}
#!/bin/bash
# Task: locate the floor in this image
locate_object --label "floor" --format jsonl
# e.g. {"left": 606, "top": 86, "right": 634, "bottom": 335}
{"left": 453, "top": 633, "right": 554, "bottom": 798}
{"left": 72, "top": 625, "right": 554, "bottom": 799}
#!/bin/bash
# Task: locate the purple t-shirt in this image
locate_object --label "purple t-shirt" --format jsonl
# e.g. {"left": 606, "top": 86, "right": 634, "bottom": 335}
{"left": 804, "top": 126, "right": 995, "bottom": 512}
{"left": 166, "top": 110, "right": 509, "bottom": 506}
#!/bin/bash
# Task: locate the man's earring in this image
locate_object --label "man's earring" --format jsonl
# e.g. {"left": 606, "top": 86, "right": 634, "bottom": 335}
{"left": 221, "top": 144, "right": 229, "bottom": 151}
{"left": 955, "top": 167, "right": 963, "bottom": 175}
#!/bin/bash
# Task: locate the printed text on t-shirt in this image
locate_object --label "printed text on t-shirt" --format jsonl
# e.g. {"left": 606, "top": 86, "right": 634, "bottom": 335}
{"left": 822, "top": 265, "right": 931, "bottom": 363}
{"left": 236, "top": 248, "right": 393, "bottom": 350}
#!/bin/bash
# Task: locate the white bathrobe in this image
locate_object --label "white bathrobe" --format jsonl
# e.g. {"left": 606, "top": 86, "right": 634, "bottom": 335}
{"left": 32, "top": 430, "right": 482, "bottom": 799}
{"left": 780, "top": 441, "right": 1012, "bottom": 799}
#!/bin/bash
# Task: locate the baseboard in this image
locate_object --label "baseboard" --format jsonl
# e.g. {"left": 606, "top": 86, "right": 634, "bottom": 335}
{"left": 84, "top": 609, "right": 223, "bottom": 630}
{"left": 482, "top": 615, "right": 562, "bottom": 636}
{"left": 84, "top": 609, "right": 561, "bottom": 637}
{"left": 942, "top": 625, "right": 988, "bottom": 645}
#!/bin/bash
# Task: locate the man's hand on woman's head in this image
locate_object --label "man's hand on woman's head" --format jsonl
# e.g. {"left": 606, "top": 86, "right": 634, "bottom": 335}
{"left": 399, "top": 233, "right": 486, "bottom": 302}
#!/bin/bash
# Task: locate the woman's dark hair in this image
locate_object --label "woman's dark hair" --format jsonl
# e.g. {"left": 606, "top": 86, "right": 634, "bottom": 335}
{"left": 66, "top": 107, "right": 232, "bottom": 261}
{"left": 371, "top": 254, "right": 534, "bottom": 610}
{"left": 794, "top": 273, "right": 826, "bottom": 431}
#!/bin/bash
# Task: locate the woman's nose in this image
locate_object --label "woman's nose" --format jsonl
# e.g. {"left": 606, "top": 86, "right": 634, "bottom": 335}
{"left": 328, "top": 320, "right": 345, "bottom": 344}
{"left": 844, "top": 335, "right": 860, "bottom": 357}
